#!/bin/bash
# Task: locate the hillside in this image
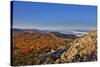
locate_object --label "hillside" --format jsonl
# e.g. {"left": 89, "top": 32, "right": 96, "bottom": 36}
{"left": 60, "top": 30, "right": 97, "bottom": 63}
{"left": 48, "top": 32, "right": 77, "bottom": 39}
{"left": 12, "top": 30, "right": 97, "bottom": 66}
{"left": 13, "top": 31, "right": 76, "bottom": 53}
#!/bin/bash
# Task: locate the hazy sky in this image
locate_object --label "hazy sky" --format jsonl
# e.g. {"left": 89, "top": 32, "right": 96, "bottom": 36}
{"left": 12, "top": 1, "right": 97, "bottom": 30}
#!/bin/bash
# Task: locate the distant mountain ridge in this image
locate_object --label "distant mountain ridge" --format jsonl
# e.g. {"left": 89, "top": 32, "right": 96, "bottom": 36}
{"left": 12, "top": 28, "right": 43, "bottom": 33}
{"left": 13, "top": 28, "right": 78, "bottom": 39}
{"left": 48, "top": 32, "right": 77, "bottom": 39}
{"left": 12, "top": 28, "right": 90, "bottom": 37}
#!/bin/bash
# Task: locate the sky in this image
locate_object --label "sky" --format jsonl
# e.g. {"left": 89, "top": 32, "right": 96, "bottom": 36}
{"left": 12, "top": 1, "right": 97, "bottom": 30}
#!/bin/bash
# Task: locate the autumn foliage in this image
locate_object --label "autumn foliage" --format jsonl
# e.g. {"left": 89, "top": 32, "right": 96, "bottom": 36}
{"left": 12, "top": 30, "right": 97, "bottom": 66}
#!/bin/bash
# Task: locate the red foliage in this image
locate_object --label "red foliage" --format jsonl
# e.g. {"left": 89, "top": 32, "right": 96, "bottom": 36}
{"left": 20, "top": 47, "right": 32, "bottom": 55}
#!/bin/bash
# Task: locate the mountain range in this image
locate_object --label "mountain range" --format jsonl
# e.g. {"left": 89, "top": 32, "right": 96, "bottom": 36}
{"left": 12, "top": 28, "right": 90, "bottom": 36}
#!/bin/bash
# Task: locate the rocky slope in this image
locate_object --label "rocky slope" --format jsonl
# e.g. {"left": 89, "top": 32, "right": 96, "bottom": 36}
{"left": 60, "top": 30, "right": 97, "bottom": 63}
{"left": 37, "top": 30, "right": 97, "bottom": 64}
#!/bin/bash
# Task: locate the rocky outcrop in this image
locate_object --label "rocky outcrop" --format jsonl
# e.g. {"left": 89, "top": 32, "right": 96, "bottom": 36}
{"left": 60, "top": 30, "right": 97, "bottom": 63}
